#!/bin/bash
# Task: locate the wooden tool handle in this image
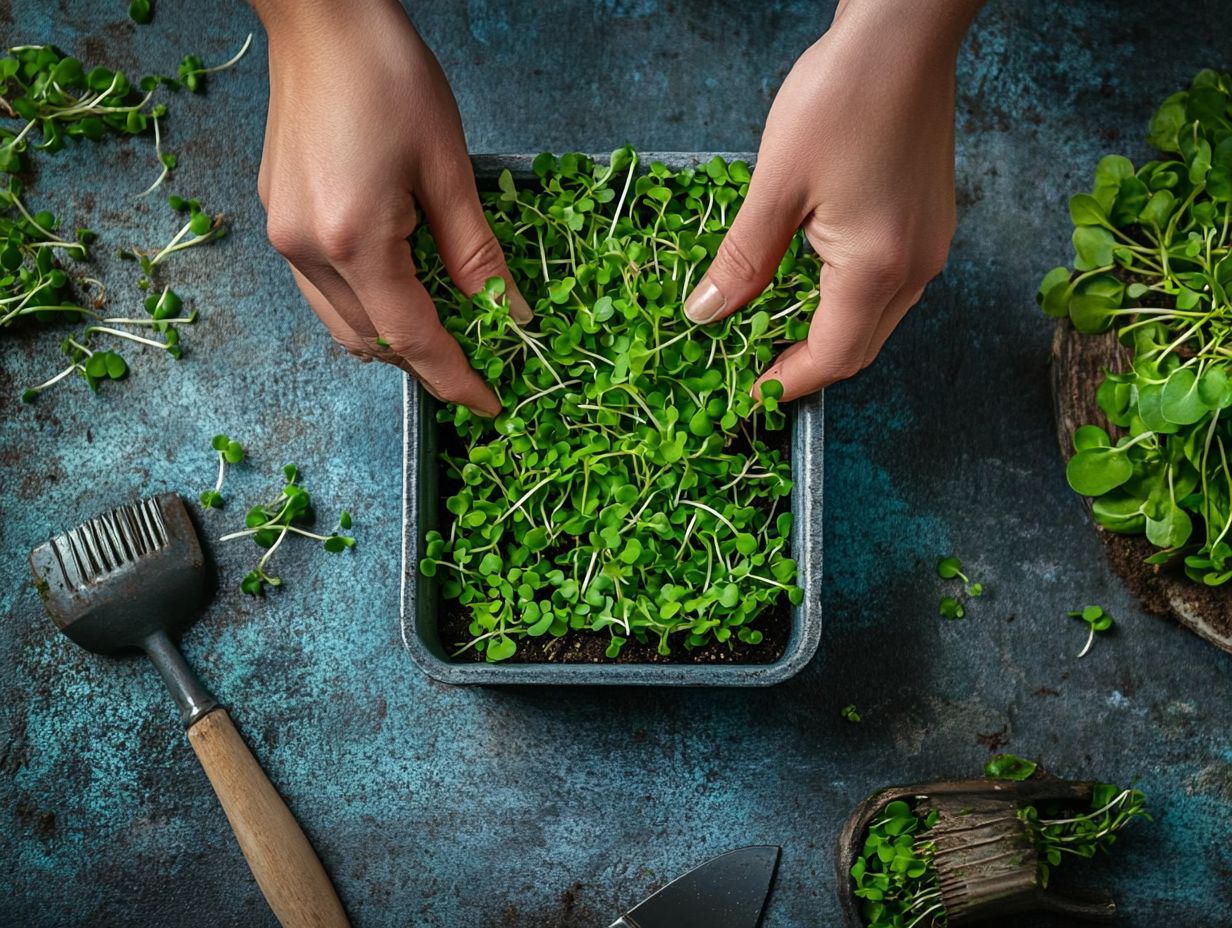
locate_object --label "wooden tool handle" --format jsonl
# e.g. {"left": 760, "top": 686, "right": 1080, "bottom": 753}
{"left": 187, "top": 708, "right": 350, "bottom": 928}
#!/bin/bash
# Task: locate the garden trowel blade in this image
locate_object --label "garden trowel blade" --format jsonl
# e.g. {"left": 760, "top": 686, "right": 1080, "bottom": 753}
{"left": 609, "top": 845, "right": 780, "bottom": 928}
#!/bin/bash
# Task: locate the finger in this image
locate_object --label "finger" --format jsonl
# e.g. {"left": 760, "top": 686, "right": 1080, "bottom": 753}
{"left": 288, "top": 266, "right": 375, "bottom": 362}
{"left": 862, "top": 283, "right": 925, "bottom": 366}
{"left": 753, "top": 261, "right": 900, "bottom": 401}
{"left": 418, "top": 165, "right": 532, "bottom": 324}
{"left": 337, "top": 239, "right": 503, "bottom": 417}
{"left": 684, "top": 164, "right": 803, "bottom": 325}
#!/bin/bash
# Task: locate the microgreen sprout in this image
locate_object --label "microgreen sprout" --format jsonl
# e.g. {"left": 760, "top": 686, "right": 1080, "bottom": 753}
{"left": 173, "top": 34, "right": 253, "bottom": 94}
{"left": 841, "top": 704, "right": 861, "bottom": 724}
{"left": 1041, "top": 70, "right": 1232, "bottom": 587}
{"left": 200, "top": 433, "right": 244, "bottom": 509}
{"left": 984, "top": 753, "right": 1038, "bottom": 781}
{"left": 219, "top": 463, "right": 356, "bottom": 595}
{"left": 938, "top": 596, "right": 964, "bottom": 620}
{"left": 416, "top": 149, "right": 818, "bottom": 661}
{"left": 1068, "top": 605, "right": 1114, "bottom": 658}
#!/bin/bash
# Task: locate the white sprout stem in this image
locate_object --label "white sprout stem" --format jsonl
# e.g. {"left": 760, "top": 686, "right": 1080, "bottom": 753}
{"left": 137, "top": 114, "right": 168, "bottom": 197}
{"left": 100, "top": 316, "right": 194, "bottom": 326}
{"left": 27, "top": 362, "right": 82, "bottom": 392}
{"left": 497, "top": 473, "right": 556, "bottom": 523}
{"left": 746, "top": 574, "right": 792, "bottom": 592}
{"left": 510, "top": 379, "right": 580, "bottom": 417}
{"left": 680, "top": 499, "right": 738, "bottom": 536}
{"left": 580, "top": 549, "right": 599, "bottom": 596}
{"left": 202, "top": 33, "right": 254, "bottom": 73}
{"left": 11, "top": 194, "right": 56, "bottom": 238}
{"left": 255, "top": 525, "right": 291, "bottom": 574}
{"left": 1034, "top": 789, "right": 1134, "bottom": 827}
{"left": 213, "top": 453, "right": 227, "bottom": 494}
{"left": 606, "top": 153, "right": 638, "bottom": 240}
{"left": 84, "top": 325, "right": 168, "bottom": 349}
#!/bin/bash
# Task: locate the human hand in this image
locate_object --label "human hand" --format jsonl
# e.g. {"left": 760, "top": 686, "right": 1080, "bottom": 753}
{"left": 253, "top": 0, "right": 530, "bottom": 416}
{"left": 685, "top": 0, "right": 982, "bottom": 401}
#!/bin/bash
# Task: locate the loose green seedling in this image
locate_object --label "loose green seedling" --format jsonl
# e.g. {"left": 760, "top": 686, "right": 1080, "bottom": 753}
{"left": 984, "top": 753, "right": 1038, "bottom": 781}
{"left": 218, "top": 463, "right": 356, "bottom": 595}
{"left": 841, "top": 704, "right": 862, "bottom": 724}
{"left": 1041, "top": 70, "right": 1232, "bottom": 588}
{"left": 200, "top": 433, "right": 244, "bottom": 509}
{"left": 1068, "top": 604, "right": 1114, "bottom": 658}
{"left": 938, "top": 596, "right": 965, "bottom": 620}
{"left": 416, "top": 149, "right": 818, "bottom": 661}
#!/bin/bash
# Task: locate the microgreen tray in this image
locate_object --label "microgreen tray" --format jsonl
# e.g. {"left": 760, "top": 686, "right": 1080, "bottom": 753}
{"left": 399, "top": 153, "right": 823, "bottom": 686}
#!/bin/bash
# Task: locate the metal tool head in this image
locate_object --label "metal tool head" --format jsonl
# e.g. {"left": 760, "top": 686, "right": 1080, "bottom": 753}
{"left": 612, "top": 845, "right": 780, "bottom": 928}
{"left": 29, "top": 493, "right": 207, "bottom": 654}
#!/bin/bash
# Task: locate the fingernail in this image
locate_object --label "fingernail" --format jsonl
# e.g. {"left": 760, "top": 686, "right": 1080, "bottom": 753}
{"left": 469, "top": 402, "right": 502, "bottom": 419}
{"left": 506, "top": 287, "right": 533, "bottom": 325}
{"left": 685, "top": 278, "right": 727, "bottom": 323}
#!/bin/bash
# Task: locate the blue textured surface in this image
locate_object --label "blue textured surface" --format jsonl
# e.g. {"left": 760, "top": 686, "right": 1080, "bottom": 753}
{"left": 1, "top": 2, "right": 1230, "bottom": 926}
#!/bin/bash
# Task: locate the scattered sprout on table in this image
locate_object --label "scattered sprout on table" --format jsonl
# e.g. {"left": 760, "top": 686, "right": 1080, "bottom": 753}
{"left": 841, "top": 704, "right": 862, "bottom": 724}
{"left": 200, "top": 433, "right": 244, "bottom": 509}
{"left": 217, "top": 463, "right": 356, "bottom": 596}
{"left": 1068, "top": 604, "right": 1114, "bottom": 658}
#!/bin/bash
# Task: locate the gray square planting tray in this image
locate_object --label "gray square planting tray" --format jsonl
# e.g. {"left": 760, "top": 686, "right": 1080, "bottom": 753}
{"left": 400, "top": 153, "right": 823, "bottom": 686}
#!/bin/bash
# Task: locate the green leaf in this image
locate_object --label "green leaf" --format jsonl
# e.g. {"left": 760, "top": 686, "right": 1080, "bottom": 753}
{"left": 984, "top": 753, "right": 1037, "bottom": 781}
{"left": 1066, "top": 447, "right": 1133, "bottom": 496}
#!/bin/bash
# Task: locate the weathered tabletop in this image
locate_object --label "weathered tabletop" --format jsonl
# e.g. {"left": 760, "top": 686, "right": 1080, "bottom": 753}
{"left": 2, "top": 1, "right": 1229, "bottom": 926}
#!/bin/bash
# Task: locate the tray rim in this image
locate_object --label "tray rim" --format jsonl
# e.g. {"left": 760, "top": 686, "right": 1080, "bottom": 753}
{"left": 399, "top": 151, "right": 824, "bottom": 686}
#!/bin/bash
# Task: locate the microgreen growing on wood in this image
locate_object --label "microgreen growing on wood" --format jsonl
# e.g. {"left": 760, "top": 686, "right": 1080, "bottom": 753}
{"left": 200, "top": 433, "right": 244, "bottom": 509}
{"left": 1068, "top": 604, "right": 1114, "bottom": 658}
{"left": 1041, "top": 70, "right": 1232, "bottom": 587}
{"left": 217, "top": 462, "right": 355, "bottom": 595}
{"left": 852, "top": 766, "right": 1148, "bottom": 928}
{"left": 416, "top": 149, "right": 819, "bottom": 661}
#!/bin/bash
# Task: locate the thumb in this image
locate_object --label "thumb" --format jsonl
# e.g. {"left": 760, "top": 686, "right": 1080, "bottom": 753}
{"left": 419, "top": 168, "right": 533, "bottom": 324}
{"left": 684, "top": 175, "right": 801, "bottom": 325}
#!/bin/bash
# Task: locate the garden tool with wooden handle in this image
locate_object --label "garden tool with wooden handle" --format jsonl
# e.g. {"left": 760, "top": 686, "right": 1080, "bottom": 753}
{"left": 29, "top": 493, "right": 350, "bottom": 928}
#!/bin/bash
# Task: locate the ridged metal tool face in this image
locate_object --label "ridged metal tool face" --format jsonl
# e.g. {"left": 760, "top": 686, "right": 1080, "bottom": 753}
{"left": 47, "top": 497, "right": 169, "bottom": 590}
{"left": 30, "top": 493, "right": 206, "bottom": 654}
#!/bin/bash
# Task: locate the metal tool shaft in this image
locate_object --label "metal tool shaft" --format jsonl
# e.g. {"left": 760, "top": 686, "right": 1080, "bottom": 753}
{"left": 143, "top": 628, "right": 217, "bottom": 727}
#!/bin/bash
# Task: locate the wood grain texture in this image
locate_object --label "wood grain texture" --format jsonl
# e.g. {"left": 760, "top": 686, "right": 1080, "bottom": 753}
{"left": 187, "top": 709, "right": 350, "bottom": 928}
{"left": 1050, "top": 320, "right": 1232, "bottom": 654}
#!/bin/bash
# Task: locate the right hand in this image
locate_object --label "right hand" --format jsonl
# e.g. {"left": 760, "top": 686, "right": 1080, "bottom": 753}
{"left": 255, "top": 0, "right": 529, "bottom": 417}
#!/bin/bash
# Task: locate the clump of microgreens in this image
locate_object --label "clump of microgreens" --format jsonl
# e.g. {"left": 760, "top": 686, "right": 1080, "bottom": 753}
{"left": 2, "top": 38, "right": 246, "bottom": 399}
{"left": 852, "top": 763, "right": 1149, "bottom": 928}
{"left": 936, "top": 555, "right": 983, "bottom": 620}
{"left": 215, "top": 463, "right": 355, "bottom": 595}
{"left": 841, "top": 704, "right": 862, "bottom": 724}
{"left": 121, "top": 194, "right": 227, "bottom": 287}
{"left": 1068, "top": 604, "right": 1114, "bottom": 658}
{"left": 1039, "top": 70, "right": 1232, "bottom": 587}
{"left": 200, "top": 433, "right": 244, "bottom": 509}
{"left": 414, "top": 149, "right": 819, "bottom": 662}
{"left": 14, "top": 192, "right": 217, "bottom": 401}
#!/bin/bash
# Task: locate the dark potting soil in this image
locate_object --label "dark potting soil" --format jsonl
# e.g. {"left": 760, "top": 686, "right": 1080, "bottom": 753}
{"left": 431, "top": 422, "right": 794, "bottom": 666}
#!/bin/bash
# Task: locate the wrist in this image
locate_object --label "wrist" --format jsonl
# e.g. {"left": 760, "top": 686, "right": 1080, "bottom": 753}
{"left": 829, "top": 0, "right": 982, "bottom": 64}
{"left": 251, "top": 0, "right": 407, "bottom": 48}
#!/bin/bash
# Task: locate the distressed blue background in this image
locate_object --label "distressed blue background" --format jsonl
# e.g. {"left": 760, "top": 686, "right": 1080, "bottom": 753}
{"left": 2, "top": 1, "right": 1230, "bottom": 926}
